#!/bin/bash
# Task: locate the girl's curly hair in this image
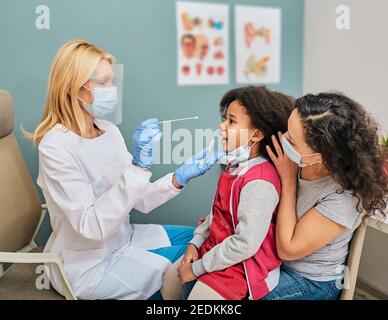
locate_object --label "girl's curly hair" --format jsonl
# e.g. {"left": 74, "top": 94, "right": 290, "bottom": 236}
{"left": 296, "top": 92, "right": 387, "bottom": 218}
{"left": 220, "top": 86, "right": 295, "bottom": 164}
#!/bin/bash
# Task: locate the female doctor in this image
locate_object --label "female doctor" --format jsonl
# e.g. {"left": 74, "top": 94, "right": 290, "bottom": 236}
{"left": 25, "top": 40, "right": 222, "bottom": 300}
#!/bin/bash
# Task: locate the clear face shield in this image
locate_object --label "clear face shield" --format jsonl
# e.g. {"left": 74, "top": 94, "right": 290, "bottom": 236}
{"left": 85, "top": 63, "right": 123, "bottom": 125}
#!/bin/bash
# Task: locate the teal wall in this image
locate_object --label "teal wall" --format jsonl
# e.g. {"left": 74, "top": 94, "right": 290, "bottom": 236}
{"left": 0, "top": 0, "right": 304, "bottom": 245}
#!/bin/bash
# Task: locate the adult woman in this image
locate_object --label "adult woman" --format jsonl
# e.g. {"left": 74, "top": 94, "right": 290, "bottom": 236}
{"left": 25, "top": 40, "right": 221, "bottom": 299}
{"left": 264, "top": 93, "right": 387, "bottom": 300}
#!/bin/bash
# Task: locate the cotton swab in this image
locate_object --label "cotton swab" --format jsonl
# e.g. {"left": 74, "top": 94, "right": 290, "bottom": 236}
{"left": 206, "top": 139, "right": 215, "bottom": 155}
{"left": 157, "top": 116, "right": 199, "bottom": 124}
{"left": 199, "top": 139, "right": 216, "bottom": 168}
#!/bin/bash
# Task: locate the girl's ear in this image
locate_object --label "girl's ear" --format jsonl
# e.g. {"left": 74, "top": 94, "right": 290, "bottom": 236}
{"left": 251, "top": 130, "right": 264, "bottom": 143}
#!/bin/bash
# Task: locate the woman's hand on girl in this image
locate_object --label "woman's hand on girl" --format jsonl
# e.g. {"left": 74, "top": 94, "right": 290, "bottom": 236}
{"left": 266, "top": 132, "right": 299, "bottom": 186}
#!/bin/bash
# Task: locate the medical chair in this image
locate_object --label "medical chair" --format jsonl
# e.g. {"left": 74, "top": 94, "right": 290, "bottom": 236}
{"left": 0, "top": 89, "right": 76, "bottom": 300}
{"left": 340, "top": 218, "right": 369, "bottom": 300}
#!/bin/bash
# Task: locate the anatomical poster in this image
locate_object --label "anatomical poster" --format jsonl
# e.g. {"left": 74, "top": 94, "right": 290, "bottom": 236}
{"left": 235, "top": 5, "right": 281, "bottom": 84}
{"left": 177, "top": 1, "right": 229, "bottom": 86}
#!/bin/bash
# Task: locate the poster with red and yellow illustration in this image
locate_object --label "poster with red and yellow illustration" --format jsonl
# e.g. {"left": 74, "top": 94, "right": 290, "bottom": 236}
{"left": 235, "top": 5, "right": 281, "bottom": 84}
{"left": 177, "top": 1, "right": 229, "bottom": 86}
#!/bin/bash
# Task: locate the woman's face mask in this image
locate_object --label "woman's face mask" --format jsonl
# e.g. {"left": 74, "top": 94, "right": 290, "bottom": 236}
{"left": 281, "top": 134, "right": 321, "bottom": 167}
{"left": 80, "top": 85, "right": 118, "bottom": 118}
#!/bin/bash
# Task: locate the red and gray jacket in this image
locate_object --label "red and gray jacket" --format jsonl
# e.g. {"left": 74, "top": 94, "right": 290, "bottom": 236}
{"left": 197, "top": 160, "right": 282, "bottom": 300}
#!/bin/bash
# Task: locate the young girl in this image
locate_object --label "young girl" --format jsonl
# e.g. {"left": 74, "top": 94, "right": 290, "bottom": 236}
{"left": 164, "top": 86, "right": 294, "bottom": 300}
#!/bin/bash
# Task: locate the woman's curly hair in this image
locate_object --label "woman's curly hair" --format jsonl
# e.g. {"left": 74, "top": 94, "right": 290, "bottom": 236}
{"left": 296, "top": 92, "right": 387, "bottom": 218}
{"left": 220, "top": 86, "right": 295, "bottom": 164}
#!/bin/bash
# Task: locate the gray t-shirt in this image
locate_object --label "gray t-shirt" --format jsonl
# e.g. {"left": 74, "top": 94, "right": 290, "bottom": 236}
{"left": 284, "top": 174, "right": 363, "bottom": 281}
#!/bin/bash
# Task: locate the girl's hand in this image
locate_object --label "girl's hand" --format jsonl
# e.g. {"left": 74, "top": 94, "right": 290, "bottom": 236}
{"left": 266, "top": 132, "right": 299, "bottom": 186}
{"left": 197, "top": 217, "right": 206, "bottom": 226}
{"left": 182, "top": 244, "right": 199, "bottom": 264}
{"left": 177, "top": 262, "right": 197, "bottom": 284}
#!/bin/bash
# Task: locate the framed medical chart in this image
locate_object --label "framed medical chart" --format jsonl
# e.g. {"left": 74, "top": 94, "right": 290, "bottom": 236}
{"left": 176, "top": 1, "right": 229, "bottom": 86}
{"left": 235, "top": 5, "right": 281, "bottom": 84}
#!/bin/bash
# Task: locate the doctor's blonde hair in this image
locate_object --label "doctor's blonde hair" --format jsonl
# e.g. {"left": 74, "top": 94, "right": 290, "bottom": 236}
{"left": 24, "top": 39, "right": 115, "bottom": 144}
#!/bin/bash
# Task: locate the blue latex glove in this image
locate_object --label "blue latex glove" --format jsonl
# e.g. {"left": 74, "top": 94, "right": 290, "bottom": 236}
{"left": 175, "top": 149, "right": 225, "bottom": 187}
{"left": 132, "top": 118, "right": 162, "bottom": 169}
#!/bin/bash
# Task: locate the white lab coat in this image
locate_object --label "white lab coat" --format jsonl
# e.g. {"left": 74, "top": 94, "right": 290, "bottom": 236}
{"left": 37, "top": 119, "right": 182, "bottom": 299}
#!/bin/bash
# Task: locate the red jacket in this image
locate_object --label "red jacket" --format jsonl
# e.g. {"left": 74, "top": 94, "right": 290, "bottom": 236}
{"left": 198, "top": 160, "right": 282, "bottom": 300}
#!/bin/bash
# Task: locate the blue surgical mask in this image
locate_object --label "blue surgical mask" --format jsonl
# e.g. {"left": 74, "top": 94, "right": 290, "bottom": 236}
{"left": 80, "top": 85, "right": 118, "bottom": 118}
{"left": 281, "top": 134, "right": 321, "bottom": 167}
{"left": 224, "top": 130, "right": 258, "bottom": 165}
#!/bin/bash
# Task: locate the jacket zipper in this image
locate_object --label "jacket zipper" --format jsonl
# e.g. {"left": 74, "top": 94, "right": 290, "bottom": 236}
{"left": 229, "top": 178, "right": 253, "bottom": 300}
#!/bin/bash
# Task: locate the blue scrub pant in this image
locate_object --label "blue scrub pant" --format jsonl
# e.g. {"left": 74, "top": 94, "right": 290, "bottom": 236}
{"left": 148, "top": 224, "right": 195, "bottom": 300}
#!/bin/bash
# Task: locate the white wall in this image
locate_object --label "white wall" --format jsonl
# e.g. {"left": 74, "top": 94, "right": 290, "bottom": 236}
{"left": 304, "top": 0, "right": 388, "bottom": 131}
{"left": 304, "top": 0, "right": 388, "bottom": 295}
